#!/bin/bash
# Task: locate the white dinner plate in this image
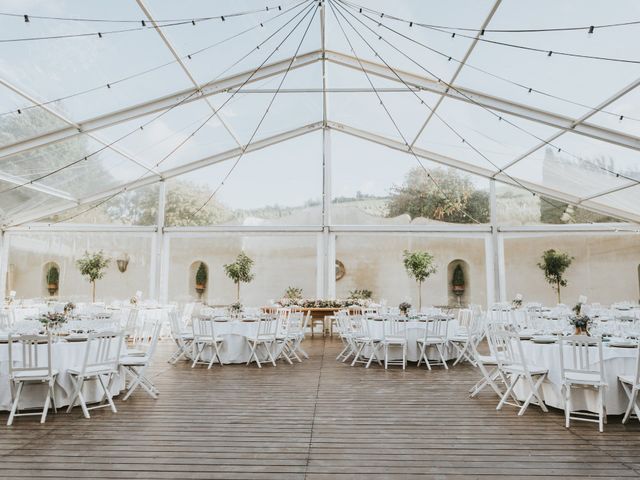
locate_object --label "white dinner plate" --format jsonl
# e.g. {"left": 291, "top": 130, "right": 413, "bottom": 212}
{"left": 531, "top": 336, "right": 557, "bottom": 344}
{"left": 609, "top": 341, "right": 637, "bottom": 348}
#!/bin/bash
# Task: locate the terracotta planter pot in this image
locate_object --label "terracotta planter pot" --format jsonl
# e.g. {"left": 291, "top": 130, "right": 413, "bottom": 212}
{"left": 48, "top": 284, "right": 58, "bottom": 296}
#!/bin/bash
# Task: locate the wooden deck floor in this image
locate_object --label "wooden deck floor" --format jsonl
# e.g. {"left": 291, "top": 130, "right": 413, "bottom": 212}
{"left": 2, "top": 337, "right": 640, "bottom": 479}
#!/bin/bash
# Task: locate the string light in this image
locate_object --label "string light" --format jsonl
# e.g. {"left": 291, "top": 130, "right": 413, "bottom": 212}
{"left": 0, "top": 1, "right": 307, "bottom": 117}
{"left": 344, "top": 0, "right": 640, "bottom": 185}
{"left": 333, "top": 0, "right": 635, "bottom": 220}
{"left": 0, "top": 1, "right": 315, "bottom": 202}
{"left": 344, "top": 0, "right": 640, "bottom": 64}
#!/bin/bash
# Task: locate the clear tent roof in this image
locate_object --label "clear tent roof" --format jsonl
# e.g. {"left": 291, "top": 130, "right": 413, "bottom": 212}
{"left": 1, "top": 0, "right": 639, "bottom": 226}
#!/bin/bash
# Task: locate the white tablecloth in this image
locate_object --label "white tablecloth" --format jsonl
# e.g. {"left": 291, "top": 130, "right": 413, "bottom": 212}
{"left": 191, "top": 319, "right": 271, "bottom": 364}
{"left": 516, "top": 341, "right": 638, "bottom": 415}
{"left": 366, "top": 319, "right": 460, "bottom": 363}
{"left": 0, "top": 339, "right": 125, "bottom": 411}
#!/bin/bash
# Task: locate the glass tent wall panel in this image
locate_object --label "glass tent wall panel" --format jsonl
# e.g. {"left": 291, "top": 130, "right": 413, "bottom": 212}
{"left": 94, "top": 100, "right": 239, "bottom": 172}
{"left": 0, "top": 182, "right": 75, "bottom": 226}
{"left": 502, "top": 142, "right": 635, "bottom": 201}
{"left": 37, "top": 183, "right": 160, "bottom": 226}
{"left": 213, "top": 90, "right": 322, "bottom": 146}
{"left": 455, "top": 0, "right": 640, "bottom": 119}
{"left": 145, "top": 0, "right": 322, "bottom": 84}
{"left": 495, "top": 183, "right": 625, "bottom": 225}
{"left": 589, "top": 86, "right": 640, "bottom": 138}
{"left": 0, "top": 85, "right": 69, "bottom": 147}
{"left": 164, "top": 131, "right": 322, "bottom": 226}
{"left": 167, "top": 233, "right": 317, "bottom": 305}
{"left": 415, "top": 98, "right": 561, "bottom": 171}
{"left": 502, "top": 232, "right": 640, "bottom": 306}
{"left": 0, "top": 135, "right": 152, "bottom": 199}
{"left": 325, "top": 0, "right": 494, "bottom": 81}
{"left": 5, "top": 231, "right": 153, "bottom": 301}
{"left": 0, "top": 1, "right": 192, "bottom": 123}
{"left": 335, "top": 234, "right": 487, "bottom": 307}
{"left": 331, "top": 132, "right": 490, "bottom": 225}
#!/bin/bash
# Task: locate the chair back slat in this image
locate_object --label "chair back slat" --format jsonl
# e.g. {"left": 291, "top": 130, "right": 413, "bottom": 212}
{"left": 559, "top": 335, "right": 604, "bottom": 379}
{"left": 8, "top": 333, "right": 53, "bottom": 378}
{"left": 80, "top": 331, "right": 123, "bottom": 375}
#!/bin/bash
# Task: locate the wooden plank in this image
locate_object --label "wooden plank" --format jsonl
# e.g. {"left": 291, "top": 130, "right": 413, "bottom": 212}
{"left": 1, "top": 337, "right": 640, "bottom": 479}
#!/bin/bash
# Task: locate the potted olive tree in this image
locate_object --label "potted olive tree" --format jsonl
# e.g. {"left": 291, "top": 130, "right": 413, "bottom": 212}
{"left": 195, "top": 262, "right": 207, "bottom": 298}
{"left": 224, "top": 252, "right": 254, "bottom": 303}
{"left": 76, "top": 250, "right": 110, "bottom": 302}
{"left": 537, "top": 249, "right": 573, "bottom": 304}
{"left": 402, "top": 250, "right": 437, "bottom": 311}
{"left": 451, "top": 264, "right": 465, "bottom": 305}
{"left": 46, "top": 265, "right": 59, "bottom": 296}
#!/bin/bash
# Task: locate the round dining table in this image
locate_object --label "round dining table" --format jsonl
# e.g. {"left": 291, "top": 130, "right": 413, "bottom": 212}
{"left": 0, "top": 336, "right": 125, "bottom": 412}
{"left": 190, "top": 318, "right": 272, "bottom": 364}
{"left": 515, "top": 340, "right": 638, "bottom": 415}
{"left": 365, "top": 318, "right": 460, "bottom": 363}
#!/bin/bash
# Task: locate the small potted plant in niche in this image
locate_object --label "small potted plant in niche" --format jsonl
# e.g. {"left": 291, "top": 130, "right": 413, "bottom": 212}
{"left": 451, "top": 264, "right": 465, "bottom": 306}
{"left": 46, "top": 265, "right": 59, "bottom": 296}
{"left": 76, "top": 250, "right": 110, "bottom": 303}
{"left": 195, "top": 262, "right": 207, "bottom": 299}
{"left": 537, "top": 249, "right": 573, "bottom": 304}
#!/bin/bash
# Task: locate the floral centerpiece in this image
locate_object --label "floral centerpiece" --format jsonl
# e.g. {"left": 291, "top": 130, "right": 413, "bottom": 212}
{"left": 40, "top": 312, "right": 67, "bottom": 333}
{"left": 570, "top": 296, "right": 591, "bottom": 334}
{"left": 229, "top": 302, "right": 243, "bottom": 317}
{"left": 399, "top": 302, "right": 411, "bottom": 316}
{"left": 63, "top": 302, "right": 76, "bottom": 315}
{"left": 512, "top": 294, "right": 523, "bottom": 309}
{"left": 348, "top": 289, "right": 373, "bottom": 307}
{"left": 569, "top": 314, "right": 591, "bottom": 335}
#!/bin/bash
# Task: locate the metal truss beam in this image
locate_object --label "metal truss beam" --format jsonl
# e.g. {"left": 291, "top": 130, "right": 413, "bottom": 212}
{"left": 0, "top": 51, "right": 323, "bottom": 161}
{"left": 410, "top": 0, "right": 502, "bottom": 148}
{"left": 5, "top": 122, "right": 323, "bottom": 227}
{"left": 496, "top": 75, "right": 640, "bottom": 175}
{"left": 4, "top": 49, "right": 640, "bottom": 164}
{"left": 135, "top": 0, "right": 243, "bottom": 149}
{"left": 323, "top": 51, "right": 640, "bottom": 152}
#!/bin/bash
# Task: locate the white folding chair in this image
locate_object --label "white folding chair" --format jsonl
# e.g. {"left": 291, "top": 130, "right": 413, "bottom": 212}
{"left": 246, "top": 317, "right": 279, "bottom": 368}
{"left": 191, "top": 317, "right": 225, "bottom": 369}
{"left": 349, "top": 316, "right": 382, "bottom": 368}
{"left": 382, "top": 317, "right": 408, "bottom": 369}
{"left": 0, "top": 310, "right": 11, "bottom": 331}
{"left": 168, "top": 310, "right": 194, "bottom": 364}
{"left": 417, "top": 318, "right": 450, "bottom": 370}
{"left": 7, "top": 334, "right": 58, "bottom": 426}
{"left": 619, "top": 344, "right": 640, "bottom": 424}
{"left": 451, "top": 309, "right": 481, "bottom": 366}
{"left": 290, "top": 312, "right": 310, "bottom": 361}
{"left": 123, "top": 308, "right": 139, "bottom": 340}
{"left": 66, "top": 331, "right": 123, "bottom": 419}
{"left": 120, "top": 320, "right": 162, "bottom": 400}
{"left": 559, "top": 335, "right": 607, "bottom": 432}
{"left": 467, "top": 319, "right": 506, "bottom": 398}
{"left": 275, "top": 312, "right": 308, "bottom": 363}
{"left": 493, "top": 328, "right": 548, "bottom": 416}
